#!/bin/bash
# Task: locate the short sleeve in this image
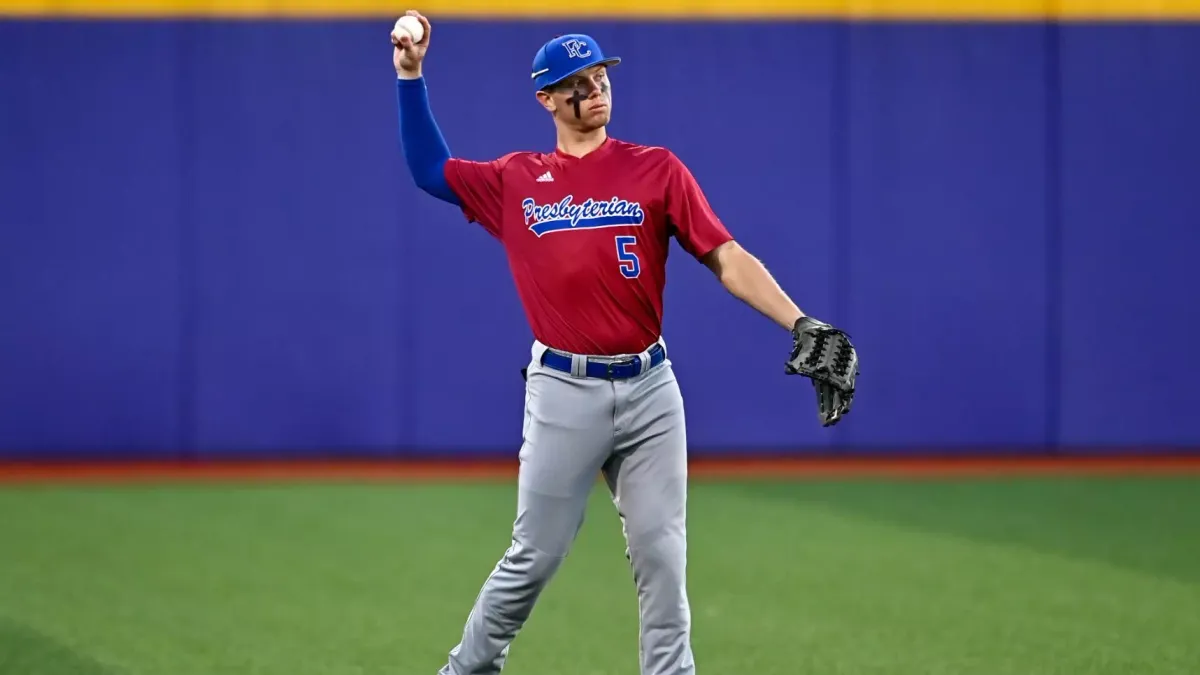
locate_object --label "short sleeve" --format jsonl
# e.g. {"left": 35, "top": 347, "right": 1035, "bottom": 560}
{"left": 663, "top": 152, "right": 734, "bottom": 259}
{"left": 444, "top": 156, "right": 507, "bottom": 238}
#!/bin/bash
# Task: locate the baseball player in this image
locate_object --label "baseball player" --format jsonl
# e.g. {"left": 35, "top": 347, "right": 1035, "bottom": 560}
{"left": 392, "top": 11, "right": 858, "bottom": 675}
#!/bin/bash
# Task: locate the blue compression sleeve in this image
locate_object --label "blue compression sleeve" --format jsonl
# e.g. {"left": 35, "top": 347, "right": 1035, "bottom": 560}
{"left": 396, "top": 77, "right": 460, "bottom": 206}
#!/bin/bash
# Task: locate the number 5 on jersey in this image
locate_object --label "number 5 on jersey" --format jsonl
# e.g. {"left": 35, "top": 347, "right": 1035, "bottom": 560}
{"left": 615, "top": 235, "right": 640, "bottom": 279}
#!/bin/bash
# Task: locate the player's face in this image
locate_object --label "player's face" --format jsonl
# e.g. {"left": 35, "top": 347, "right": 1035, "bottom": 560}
{"left": 538, "top": 65, "right": 612, "bottom": 131}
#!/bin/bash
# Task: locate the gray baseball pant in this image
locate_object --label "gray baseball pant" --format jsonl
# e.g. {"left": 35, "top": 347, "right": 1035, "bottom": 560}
{"left": 436, "top": 337, "right": 694, "bottom": 675}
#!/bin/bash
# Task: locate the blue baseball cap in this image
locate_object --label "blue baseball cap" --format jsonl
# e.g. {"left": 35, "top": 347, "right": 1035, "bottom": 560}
{"left": 531, "top": 33, "right": 621, "bottom": 91}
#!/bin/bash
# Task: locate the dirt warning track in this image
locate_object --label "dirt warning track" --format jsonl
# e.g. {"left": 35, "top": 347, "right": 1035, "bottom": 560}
{"left": 1, "top": 455, "right": 1198, "bottom": 484}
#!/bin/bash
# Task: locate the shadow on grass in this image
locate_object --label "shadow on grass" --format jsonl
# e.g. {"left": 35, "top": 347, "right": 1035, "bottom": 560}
{"left": 733, "top": 475, "right": 1200, "bottom": 584}
{"left": 0, "top": 618, "right": 117, "bottom": 675}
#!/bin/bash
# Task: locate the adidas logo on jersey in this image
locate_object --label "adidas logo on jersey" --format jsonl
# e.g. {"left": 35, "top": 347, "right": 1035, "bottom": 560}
{"left": 536, "top": 171, "right": 554, "bottom": 182}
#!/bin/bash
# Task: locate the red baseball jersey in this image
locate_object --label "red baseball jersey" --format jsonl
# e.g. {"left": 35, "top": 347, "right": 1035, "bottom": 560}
{"left": 443, "top": 137, "right": 733, "bottom": 356}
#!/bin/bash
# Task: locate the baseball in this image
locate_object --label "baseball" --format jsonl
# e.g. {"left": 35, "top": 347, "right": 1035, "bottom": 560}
{"left": 393, "top": 15, "right": 424, "bottom": 44}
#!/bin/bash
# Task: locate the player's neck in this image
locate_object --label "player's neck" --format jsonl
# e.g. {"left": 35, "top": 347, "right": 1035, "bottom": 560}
{"left": 555, "top": 126, "right": 608, "bottom": 158}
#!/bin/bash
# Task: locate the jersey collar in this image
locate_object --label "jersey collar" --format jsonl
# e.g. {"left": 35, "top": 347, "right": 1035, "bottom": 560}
{"left": 553, "top": 135, "right": 615, "bottom": 164}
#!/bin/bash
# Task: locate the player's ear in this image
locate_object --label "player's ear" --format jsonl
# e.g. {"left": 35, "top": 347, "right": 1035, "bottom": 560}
{"left": 535, "top": 90, "right": 555, "bottom": 114}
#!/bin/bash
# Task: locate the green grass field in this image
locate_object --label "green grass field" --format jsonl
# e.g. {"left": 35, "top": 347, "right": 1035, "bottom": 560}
{"left": 2, "top": 475, "right": 1198, "bottom": 675}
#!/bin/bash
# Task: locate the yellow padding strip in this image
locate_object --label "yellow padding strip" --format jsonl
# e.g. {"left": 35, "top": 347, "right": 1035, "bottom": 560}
{"left": 2, "top": 0, "right": 1199, "bottom": 20}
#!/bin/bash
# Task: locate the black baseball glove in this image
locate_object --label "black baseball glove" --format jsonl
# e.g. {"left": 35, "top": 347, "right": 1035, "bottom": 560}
{"left": 785, "top": 316, "right": 859, "bottom": 427}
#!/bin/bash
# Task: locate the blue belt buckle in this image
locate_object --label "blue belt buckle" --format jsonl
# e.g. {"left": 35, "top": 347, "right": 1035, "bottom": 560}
{"left": 605, "top": 356, "right": 638, "bottom": 380}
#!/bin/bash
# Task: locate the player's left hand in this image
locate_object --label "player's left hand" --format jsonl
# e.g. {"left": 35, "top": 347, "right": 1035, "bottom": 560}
{"left": 785, "top": 316, "right": 859, "bottom": 427}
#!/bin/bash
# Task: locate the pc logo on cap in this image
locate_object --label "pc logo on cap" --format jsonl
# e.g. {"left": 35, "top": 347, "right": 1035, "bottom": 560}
{"left": 530, "top": 33, "right": 621, "bottom": 91}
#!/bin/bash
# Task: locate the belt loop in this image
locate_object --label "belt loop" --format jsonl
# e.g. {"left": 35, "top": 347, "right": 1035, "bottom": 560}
{"left": 570, "top": 353, "right": 587, "bottom": 378}
{"left": 635, "top": 346, "right": 652, "bottom": 375}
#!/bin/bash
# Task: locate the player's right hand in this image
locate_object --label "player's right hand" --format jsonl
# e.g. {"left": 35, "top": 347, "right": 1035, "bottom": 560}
{"left": 392, "top": 10, "right": 432, "bottom": 77}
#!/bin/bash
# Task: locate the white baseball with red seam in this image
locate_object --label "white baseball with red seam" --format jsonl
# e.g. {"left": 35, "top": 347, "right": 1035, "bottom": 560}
{"left": 393, "top": 15, "right": 424, "bottom": 44}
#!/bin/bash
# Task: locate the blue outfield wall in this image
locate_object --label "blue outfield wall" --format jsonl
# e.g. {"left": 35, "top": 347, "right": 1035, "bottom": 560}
{"left": 0, "top": 19, "right": 1198, "bottom": 459}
